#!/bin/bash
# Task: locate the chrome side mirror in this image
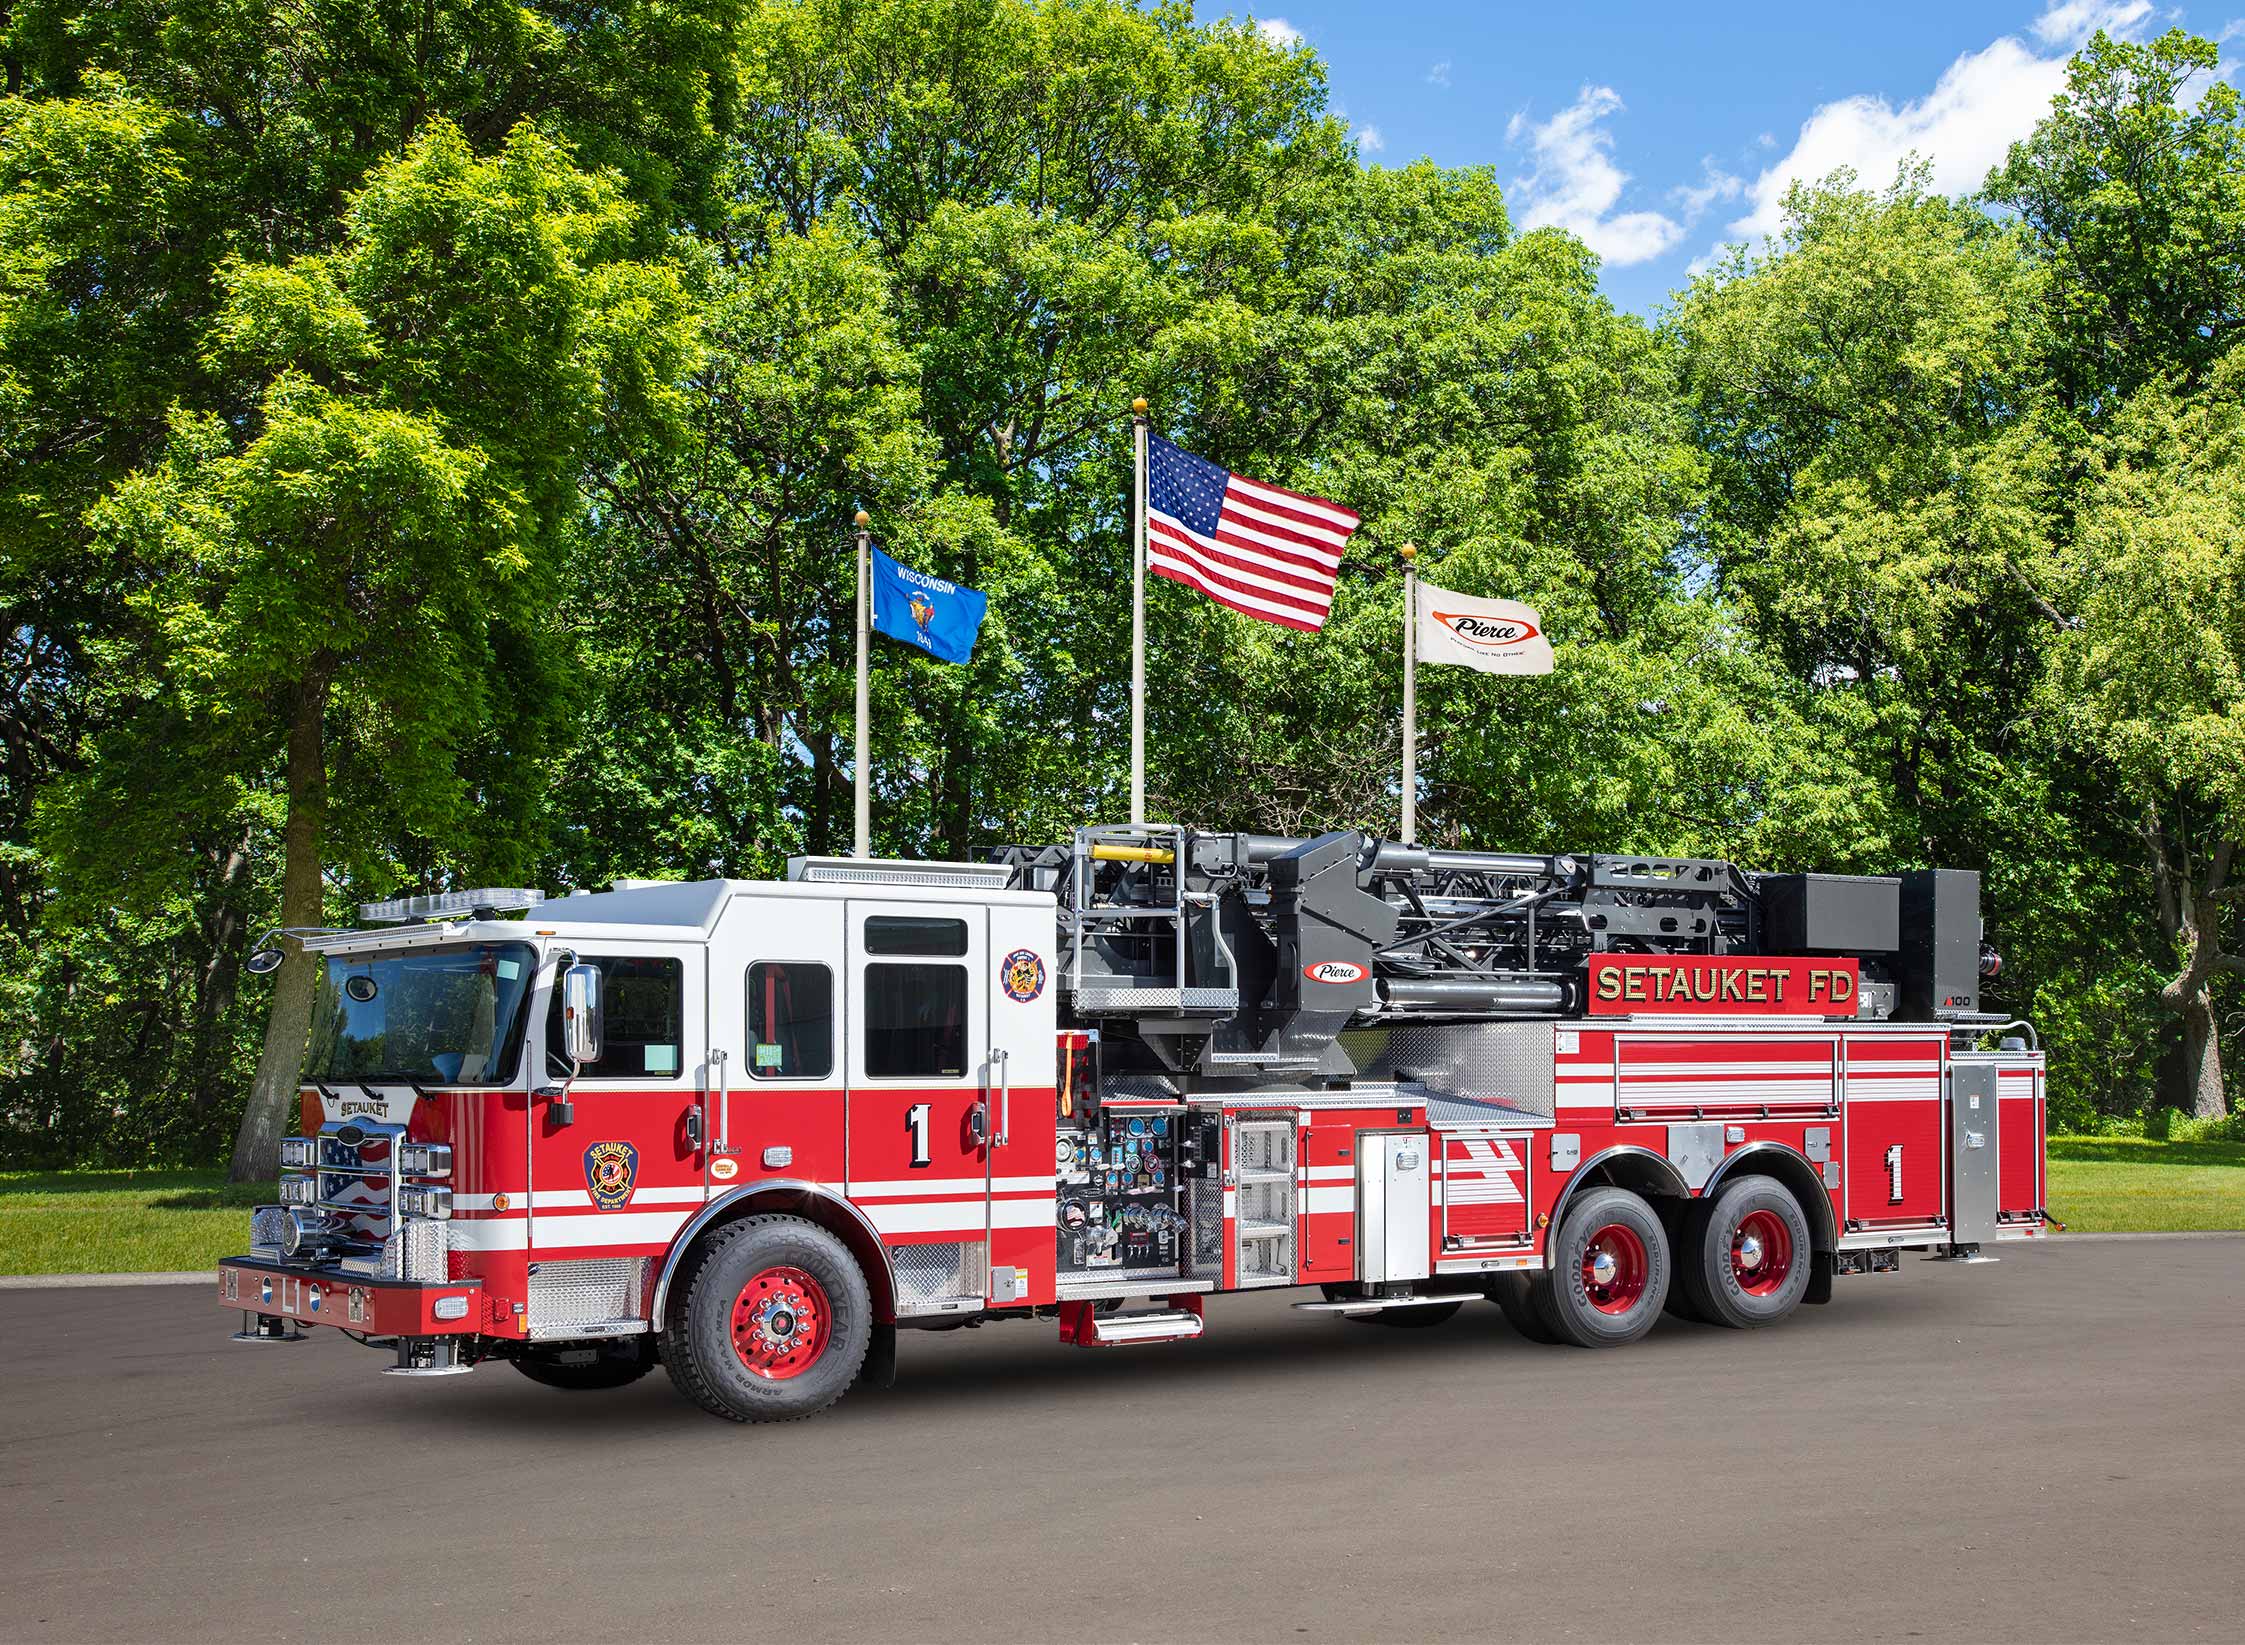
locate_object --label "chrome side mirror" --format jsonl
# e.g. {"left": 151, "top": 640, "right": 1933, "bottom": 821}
{"left": 561, "top": 963, "right": 603, "bottom": 1067}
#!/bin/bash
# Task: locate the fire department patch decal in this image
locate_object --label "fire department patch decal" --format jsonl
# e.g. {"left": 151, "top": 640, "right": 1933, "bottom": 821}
{"left": 1000, "top": 948, "right": 1047, "bottom": 1003}
{"left": 583, "top": 1140, "right": 639, "bottom": 1209}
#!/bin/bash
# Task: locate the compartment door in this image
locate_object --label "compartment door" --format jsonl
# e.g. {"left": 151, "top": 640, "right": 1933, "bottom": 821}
{"left": 1948, "top": 1060, "right": 2000, "bottom": 1244}
{"left": 1437, "top": 1134, "right": 1532, "bottom": 1252}
{"left": 1357, "top": 1134, "right": 1432, "bottom": 1284}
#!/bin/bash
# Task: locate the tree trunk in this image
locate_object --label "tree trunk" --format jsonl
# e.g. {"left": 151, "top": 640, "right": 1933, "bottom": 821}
{"left": 2179, "top": 985, "right": 2226, "bottom": 1121}
{"left": 228, "top": 676, "right": 328, "bottom": 1183}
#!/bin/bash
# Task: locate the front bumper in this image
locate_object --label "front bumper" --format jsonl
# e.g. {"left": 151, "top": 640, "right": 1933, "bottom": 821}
{"left": 218, "top": 1257, "right": 482, "bottom": 1336}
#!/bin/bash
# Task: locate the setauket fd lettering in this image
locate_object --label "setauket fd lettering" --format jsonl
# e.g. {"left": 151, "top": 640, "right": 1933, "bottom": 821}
{"left": 1591, "top": 957, "right": 1858, "bottom": 1007}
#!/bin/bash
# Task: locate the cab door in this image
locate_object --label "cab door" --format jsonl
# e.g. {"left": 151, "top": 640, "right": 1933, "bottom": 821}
{"left": 525, "top": 944, "right": 702, "bottom": 1262}
{"left": 845, "top": 902, "right": 990, "bottom": 1310}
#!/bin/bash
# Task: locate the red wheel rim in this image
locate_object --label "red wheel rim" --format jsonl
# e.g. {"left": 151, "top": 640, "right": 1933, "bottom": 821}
{"left": 730, "top": 1265, "right": 832, "bottom": 1380}
{"left": 1578, "top": 1223, "right": 1649, "bottom": 1315}
{"left": 1729, "top": 1208, "right": 1794, "bottom": 1296}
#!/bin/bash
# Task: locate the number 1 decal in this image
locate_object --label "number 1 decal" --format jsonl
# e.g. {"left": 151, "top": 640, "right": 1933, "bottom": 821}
{"left": 907, "top": 1103, "right": 932, "bottom": 1169}
{"left": 1885, "top": 1143, "right": 1904, "bottom": 1204}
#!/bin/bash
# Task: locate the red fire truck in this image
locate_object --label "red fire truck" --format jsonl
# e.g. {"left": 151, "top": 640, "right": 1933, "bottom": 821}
{"left": 218, "top": 825, "right": 2046, "bottom": 1422}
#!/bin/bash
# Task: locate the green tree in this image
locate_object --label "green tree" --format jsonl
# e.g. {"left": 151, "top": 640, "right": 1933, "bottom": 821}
{"left": 1985, "top": 27, "right": 2245, "bottom": 415}
{"left": 2047, "top": 353, "right": 2245, "bottom": 1118}
{"left": 69, "top": 121, "right": 687, "bottom": 1177}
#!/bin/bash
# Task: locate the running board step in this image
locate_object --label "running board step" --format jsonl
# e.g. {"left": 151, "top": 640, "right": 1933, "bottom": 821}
{"left": 1058, "top": 1300, "right": 1205, "bottom": 1346}
{"left": 1294, "top": 1291, "right": 1486, "bottom": 1315}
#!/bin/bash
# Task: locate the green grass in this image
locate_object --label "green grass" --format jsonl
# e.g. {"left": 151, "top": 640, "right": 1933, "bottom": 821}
{"left": 1, "top": 1138, "right": 2239, "bottom": 1275}
{"left": 0, "top": 1169, "right": 269, "bottom": 1275}
{"left": 2046, "top": 1136, "right": 2245, "bottom": 1233}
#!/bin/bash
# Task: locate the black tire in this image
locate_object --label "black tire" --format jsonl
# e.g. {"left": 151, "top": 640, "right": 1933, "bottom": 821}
{"left": 660, "top": 1215, "right": 872, "bottom": 1423}
{"left": 1686, "top": 1175, "right": 1813, "bottom": 1330}
{"left": 1538, "top": 1186, "right": 1670, "bottom": 1348}
{"left": 511, "top": 1338, "right": 657, "bottom": 1390}
{"left": 1487, "top": 1271, "right": 1562, "bottom": 1344}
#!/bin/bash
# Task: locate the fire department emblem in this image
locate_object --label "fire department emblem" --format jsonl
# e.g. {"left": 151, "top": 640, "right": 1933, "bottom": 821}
{"left": 1000, "top": 948, "right": 1047, "bottom": 1003}
{"left": 583, "top": 1140, "right": 639, "bottom": 1210}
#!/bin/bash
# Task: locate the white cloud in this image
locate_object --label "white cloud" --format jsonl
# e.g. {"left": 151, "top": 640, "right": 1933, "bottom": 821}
{"left": 1505, "top": 85, "right": 1687, "bottom": 266}
{"left": 1716, "top": 0, "right": 2153, "bottom": 250}
{"left": 1428, "top": 60, "right": 1452, "bottom": 88}
{"left": 1672, "top": 157, "right": 1745, "bottom": 217}
{"left": 1356, "top": 125, "right": 1386, "bottom": 153}
{"left": 2032, "top": 0, "right": 2150, "bottom": 46}
{"left": 1254, "top": 16, "right": 1302, "bottom": 49}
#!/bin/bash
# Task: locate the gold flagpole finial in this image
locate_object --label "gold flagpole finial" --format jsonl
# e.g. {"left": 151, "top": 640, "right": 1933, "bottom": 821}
{"left": 853, "top": 509, "right": 870, "bottom": 528}
{"left": 1398, "top": 542, "right": 1417, "bottom": 563}
{"left": 1131, "top": 397, "right": 1148, "bottom": 416}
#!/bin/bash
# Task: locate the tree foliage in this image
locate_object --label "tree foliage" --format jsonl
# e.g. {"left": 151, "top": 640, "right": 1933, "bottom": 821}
{"left": 0, "top": 7, "right": 2241, "bottom": 1164}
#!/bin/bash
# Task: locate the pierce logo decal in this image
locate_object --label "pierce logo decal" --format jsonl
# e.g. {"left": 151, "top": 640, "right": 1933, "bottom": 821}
{"left": 1001, "top": 948, "right": 1048, "bottom": 1003}
{"left": 1303, "top": 960, "right": 1368, "bottom": 985}
{"left": 583, "top": 1140, "right": 639, "bottom": 1210}
{"left": 1433, "top": 611, "right": 1542, "bottom": 650}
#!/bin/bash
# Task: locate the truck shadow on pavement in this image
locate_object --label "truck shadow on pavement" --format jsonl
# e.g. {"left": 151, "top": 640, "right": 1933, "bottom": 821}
{"left": 379, "top": 1284, "right": 1941, "bottom": 1439}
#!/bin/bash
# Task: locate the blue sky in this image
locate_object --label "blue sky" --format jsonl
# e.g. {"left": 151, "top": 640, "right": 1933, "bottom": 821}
{"left": 1238, "top": 1, "right": 2243, "bottom": 314}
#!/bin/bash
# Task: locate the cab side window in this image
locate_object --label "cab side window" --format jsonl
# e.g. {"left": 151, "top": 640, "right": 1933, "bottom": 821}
{"left": 748, "top": 962, "right": 833, "bottom": 1080}
{"left": 546, "top": 956, "right": 683, "bottom": 1080}
{"left": 862, "top": 916, "right": 968, "bottom": 1079}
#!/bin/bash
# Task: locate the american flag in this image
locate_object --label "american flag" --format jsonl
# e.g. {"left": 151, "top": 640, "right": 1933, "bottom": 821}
{"left": 1146, "top": 435, "right": 1361, "bottom": 632}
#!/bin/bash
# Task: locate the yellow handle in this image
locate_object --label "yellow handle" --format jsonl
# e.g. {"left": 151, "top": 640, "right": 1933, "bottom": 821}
{"left": 1090, "top": 843, "right": 1176, "bottom": 864}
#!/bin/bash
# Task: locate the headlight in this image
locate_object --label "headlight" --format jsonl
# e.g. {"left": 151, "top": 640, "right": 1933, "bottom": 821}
{"left": 279, "top": 1137, "right": 317, "bottom": 1170}
{"left": 398, "top": 1185, "right": 452, "bottom": 1221}
{"left": 398, "top": 1141, "right": 453, "bottom": 1177}
{"left": 278, "top": 1175, "right": 319, "bottom": 1207}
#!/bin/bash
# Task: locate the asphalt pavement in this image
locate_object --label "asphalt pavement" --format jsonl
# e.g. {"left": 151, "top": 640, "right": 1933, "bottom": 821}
{"left": 3, "top": 1237, "right": 2241, "bottom": 1644}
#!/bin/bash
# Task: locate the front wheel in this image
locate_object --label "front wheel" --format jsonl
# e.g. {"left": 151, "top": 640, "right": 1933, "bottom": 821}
{"left": 661, "top": 1215, "right": 873, "bottom": 1422}
{"left": 1535, "top": 1186, "right": 1671, "bottom": 1348}
{"left": 511, "top": 1338, "right": 656, "bottom": 1391}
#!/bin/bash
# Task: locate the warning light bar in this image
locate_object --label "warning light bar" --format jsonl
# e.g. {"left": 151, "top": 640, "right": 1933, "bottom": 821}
{"left": 357, "top": 889, "right": 546, "bottom": 924}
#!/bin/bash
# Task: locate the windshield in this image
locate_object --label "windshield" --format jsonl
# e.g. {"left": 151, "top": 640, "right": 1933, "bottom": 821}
{"left": 303, "top": 943, "right": 537, "bottom": 1085}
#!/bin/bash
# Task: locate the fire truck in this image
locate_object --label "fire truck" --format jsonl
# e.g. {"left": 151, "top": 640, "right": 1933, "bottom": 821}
{"left": 218, "top": 825, "right": 2047, "bottom": 1422}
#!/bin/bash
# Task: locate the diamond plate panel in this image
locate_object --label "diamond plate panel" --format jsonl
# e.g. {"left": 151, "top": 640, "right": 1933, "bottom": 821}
{"left": 1190, "top": 1176, "right": 1223, "bottom": 1273}
{"left": 892, "top": 1240, "right": 984, "bottom": 1310}
{"left": 1340, "top": 1021, "right": 1556, "bottom": 1118}
{"left": 528, "top": 1257, "right": 648, "bottom": 1328}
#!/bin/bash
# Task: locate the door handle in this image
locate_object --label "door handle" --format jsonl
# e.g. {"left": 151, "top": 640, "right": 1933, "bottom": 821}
{"left": 685, "top": 1105, "right": 704, "bottom": 1148}
{"left": 991, "top": 1047, "right": 1011, "bottom": 1147}
{"left": 968, "top": 1103, "right": 989, "bottom": 1145}
{"left": 709, "top": 1048, "right": 735, "bottom": 1157}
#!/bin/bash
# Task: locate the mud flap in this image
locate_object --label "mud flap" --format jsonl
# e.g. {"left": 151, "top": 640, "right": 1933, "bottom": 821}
{"left": 861, "top": 1322, "right": 898, "bottom": 1389}
{"left": 1805, "top": 1249, "right": 1835, "bottom": 1306}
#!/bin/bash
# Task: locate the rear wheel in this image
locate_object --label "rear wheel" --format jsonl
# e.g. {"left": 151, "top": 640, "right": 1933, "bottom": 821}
{"left": 661, "top": 1215, "right": 872, "bottom": 1422}
{"left": 1684, "top": 1175, "right": 1812, "bottom": 1329}
{"left": 1487, "top": 1271, "right": 1562, "bottom": 1344}
{"left": 511, "top": 1338, "right": 656, "bottom": 1391}
{"left": 1536, "top": 1187, "right": 1670, "bottom": 1348}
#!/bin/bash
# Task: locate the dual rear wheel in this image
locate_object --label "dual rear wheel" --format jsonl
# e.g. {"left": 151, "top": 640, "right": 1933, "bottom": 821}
{"left": 1496, "top": 1175, "right": 1813, "bottom": 1347}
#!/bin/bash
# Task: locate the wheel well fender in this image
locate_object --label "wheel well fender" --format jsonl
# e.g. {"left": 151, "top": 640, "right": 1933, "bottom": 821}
{"left": 1700, "top": 1143, "right": 1836, "bottom": 1254}
{"left": 652, "top": 1181, "right": 898, "bottom": 1326}
{"left": 1548, "top": 1145, "right": 1692, "bottom": 1242}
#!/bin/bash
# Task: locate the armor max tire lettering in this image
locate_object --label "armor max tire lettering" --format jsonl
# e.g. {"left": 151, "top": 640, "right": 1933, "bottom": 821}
{"left": 660, "top": 1215, "right": 871, "bottom": 1423}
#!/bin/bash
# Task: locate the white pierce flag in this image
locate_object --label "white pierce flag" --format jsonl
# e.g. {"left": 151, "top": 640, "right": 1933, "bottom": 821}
{"left": 1415, "top": 581, "right": 1554, "bottom": 675}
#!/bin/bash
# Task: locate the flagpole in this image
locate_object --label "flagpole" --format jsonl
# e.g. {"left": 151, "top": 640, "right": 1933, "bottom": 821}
{"left": 1399, "top": 542, "right": 1418, "bottom": 844}
{"left": 1130, "top": 396, "right": 1149, "bottom": 826}
{"left": 853, "top": 509, "right": 871, "bottom": 859}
